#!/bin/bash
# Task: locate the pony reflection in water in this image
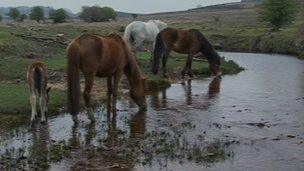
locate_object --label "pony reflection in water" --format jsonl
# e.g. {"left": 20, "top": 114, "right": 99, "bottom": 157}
{"left": 67, "top": 33, "right": 148, "bottom": 122}
{"left": 152, "top": 28, "right": 222, "bottom": 78}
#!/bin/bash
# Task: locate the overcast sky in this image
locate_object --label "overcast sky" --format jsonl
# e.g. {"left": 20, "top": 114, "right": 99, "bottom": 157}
{"left": 0, "top": 0, "right": 241, "bottom": 13}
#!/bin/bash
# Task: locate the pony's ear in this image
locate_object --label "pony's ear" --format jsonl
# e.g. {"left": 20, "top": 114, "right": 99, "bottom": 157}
{"left": 47, "top": 87, "right": 51, "bottom": 94}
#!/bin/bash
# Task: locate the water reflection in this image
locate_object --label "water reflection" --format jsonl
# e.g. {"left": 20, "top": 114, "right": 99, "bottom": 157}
{"left": 151, "top": 76, "right": 222, "bottom": 109}
{"left": 208, "top": 76, "right": 221, "bottom": 98}
{"left": 28, "top": 123, "right": 50, "bottom": 170}
{"left": 130, "top": 110, "right": 147, "bottom": 139}
{"left": 150, "top": 90, "right": 168, "bottom": 108}
{"left": 0, "top": 77, "right": 230, "bottom": 170}
{"left": 181, "top": 79, "right": 193, "bottom": 105}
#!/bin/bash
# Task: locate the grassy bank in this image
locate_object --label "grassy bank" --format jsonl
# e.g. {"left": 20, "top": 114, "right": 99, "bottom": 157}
{"left": 137, "top": 8, "right": 304, "bottom": 59}
{"left": 168, "top": 21, "right": 304, "bottom": 59}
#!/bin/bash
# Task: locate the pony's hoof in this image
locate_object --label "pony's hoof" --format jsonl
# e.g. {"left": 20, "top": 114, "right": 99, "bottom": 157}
{"left": 162, "top": 74, "right": 168, "bottom": 78}
{"left": 72, "top": 115, "right": 79, "bottom": 125}
{"left": 188, "top": 73, "right": 194, "bottom": 78}
{"left": 139, "top": 105, "right": 147, "bottom": 112}
{"left": 90, "top": 118, "right": 96, "bottom": 124}
{"left": 41, "top": 120, "right": 47, "bottom": 124}
{"left": 29, "top": 122, "right": 35, "bottom": 128}
{"left": 181, "top": 71, "right": 186, "bottom": 75}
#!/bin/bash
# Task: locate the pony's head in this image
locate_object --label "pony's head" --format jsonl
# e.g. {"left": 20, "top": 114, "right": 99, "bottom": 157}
{"left": 149, "top": 20, "right": 168, "bottom": 31}
{"left": 130, "top": 76, "right": 148, "bottom": 110}
{"left": 208, "top": 53, "right": 222, "bottom": 76}
{"left": 192, "top": 29, "right": 222, "bottom": 76}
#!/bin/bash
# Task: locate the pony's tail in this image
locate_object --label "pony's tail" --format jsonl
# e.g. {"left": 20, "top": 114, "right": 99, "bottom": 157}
{"left": 123, "top": 24, "right": 133, "bottom": 45}
{"left": 34, "top": 67, "right": 42, "bottom": 95}
{"left": 67, "top": 43, "right": 80, "bottom": 116}
{"left": 152, "top": 33, "right": 165, "bottom": 75}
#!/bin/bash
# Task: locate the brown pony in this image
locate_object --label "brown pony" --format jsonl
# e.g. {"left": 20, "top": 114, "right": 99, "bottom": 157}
{"left": 67, "top": 33, "right": 147, "bottom": 120}
{"left": 27, "top": 62, "right": 51, "bottom": 122}
{"left": 152, "top": 27, "right": 222, "bottom": 77}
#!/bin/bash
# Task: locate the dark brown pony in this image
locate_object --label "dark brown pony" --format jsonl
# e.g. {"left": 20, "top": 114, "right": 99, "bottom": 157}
{"left": 67, "top": 33, "right": 147, "bottom": 120}
{"left": 152, "top": 27, "right": 222, "bottom": 77}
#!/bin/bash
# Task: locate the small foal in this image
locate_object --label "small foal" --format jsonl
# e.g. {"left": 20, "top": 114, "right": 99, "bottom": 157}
{"left": 27, "top": 62, "right": 51, "bottom": 122}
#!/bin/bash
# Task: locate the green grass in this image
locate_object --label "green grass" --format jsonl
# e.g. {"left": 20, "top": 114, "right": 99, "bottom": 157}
{"left": 0, "top": 83, "right": 66, "bottom": 115}
{"left": 0, "top": 83, "right": 66, "bottom": 128}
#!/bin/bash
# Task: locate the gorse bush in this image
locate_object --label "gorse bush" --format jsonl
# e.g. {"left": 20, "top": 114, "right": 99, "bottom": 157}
{"left": 79, "top": 6, "right": 117, "bottom": 22}
{"left": 30, "top": 6, "right": 45, "bottom": 22}
{"left": 49, "top": 9, "right": 69, "bottom": 23}
{"left": 260, "top": 0, "right": 298, "bottom": 30}
{"left": 8, "top": 8, "right": 20, "bottom": 21}
{"left": 18, "top": 14, "right": 27, "bottom": 22}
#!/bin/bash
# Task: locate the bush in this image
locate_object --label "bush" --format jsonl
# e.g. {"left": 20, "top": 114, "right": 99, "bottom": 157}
{"left": 79, "top": 6, "right": 117, "bottom": 22}
{"left": 260, "top": 0, "right": 298, "bottom": 30}
{"left": 18, "top": 14, "right": 27, "bottom": 22}
{"left": 0, "top": 15, "right": 2, "bottom": 22}
{"left": 30, "top": 6, "right": 45, "bottom": 22}
{"left": 8, "top": 8, "right": 20, "bottom": 21}
{"left": 49, "top": 9, "right": 69, "bottom": 23}
{"left": 131, "top": 14, "right": 138, "bottom": 19}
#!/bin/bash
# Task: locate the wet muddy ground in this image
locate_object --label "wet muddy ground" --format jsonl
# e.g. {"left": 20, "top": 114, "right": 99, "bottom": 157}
{"left": 0, "top": 52, "right": 304, "bottom": 170}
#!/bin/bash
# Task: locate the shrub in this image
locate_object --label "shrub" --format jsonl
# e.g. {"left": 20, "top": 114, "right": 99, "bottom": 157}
{"left": 8, "top": 8, "right": 20, "bottom": 21}
{"left": 18, "top": 14, "right": 27, "bottom": 22}
{"left": 79, "top": 6, "right": 117, "bottom": 22}
{"left": 30, "top": 6, "right": 45, "bottom": 22}
{"left": 49, "top": 9, "right": 69, "bottom": 23}
{"left": 259, "top": 0, "right": 298, "bottom": 30}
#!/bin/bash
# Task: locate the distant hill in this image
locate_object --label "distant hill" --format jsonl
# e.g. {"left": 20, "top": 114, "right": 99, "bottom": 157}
{"left": 241, "top": 0, "right": 262, "bottom": 3}
{"left": 189, "top": 1, "right": 261, "bottom": 12}
{"left": 116, "top": 11, "right": 133, "bottom": 18}
{"left": 0, "top": 6, "right": 76, "bottom": 19}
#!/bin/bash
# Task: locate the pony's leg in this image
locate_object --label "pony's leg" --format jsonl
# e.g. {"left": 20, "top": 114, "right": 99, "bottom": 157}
{"left": 150, "top": 42, "right": 155, "bottom": 63}
{"left": 133, "top": 38, "right": 144, "bottom": 56}
{"left": 187, "top": 53, "right": 194, "bottom": 77}
{"left": 107, "top": 76, "right": 113, "bottom": 118}
{"left": 134, "top": 37, "right": 143, "bottom": 50}
{"left": 30, "top": 93, "right": 37, "bottom": 122}
{"left": 182, "top": 53, "right": 194, "bottom": 78}
{"left": 107, "top": 76, "right": 113, "bottom": 116}
{"left": 112, "top": 73, "right": 123, "bottom": 114}
{"left": 39, "top": 95, "right": 47, "bottom": 122}
{"left": 84, "top": 75, "right": 95, "bottom": 121}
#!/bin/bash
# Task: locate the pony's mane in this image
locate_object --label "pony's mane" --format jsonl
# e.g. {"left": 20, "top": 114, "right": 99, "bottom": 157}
{"left": 190, "top": 29, "right": 221, "bottom": 65}
{"left": 122, "top": 38, "right": 142, "bottom": 83}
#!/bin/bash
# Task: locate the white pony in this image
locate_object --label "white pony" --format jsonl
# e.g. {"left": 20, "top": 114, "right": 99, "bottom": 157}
{"left": 124, "top": 20, "right": 168, "bottom": 52}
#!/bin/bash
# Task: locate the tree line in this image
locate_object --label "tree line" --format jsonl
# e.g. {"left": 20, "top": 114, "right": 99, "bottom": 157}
{"left": 0, "top": 5, "right": 117, "bottom": 23}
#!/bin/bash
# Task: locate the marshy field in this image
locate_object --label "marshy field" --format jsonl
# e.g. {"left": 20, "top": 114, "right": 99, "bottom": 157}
{"left": 0, "top": 4, "right": 304, "bottom": 171}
